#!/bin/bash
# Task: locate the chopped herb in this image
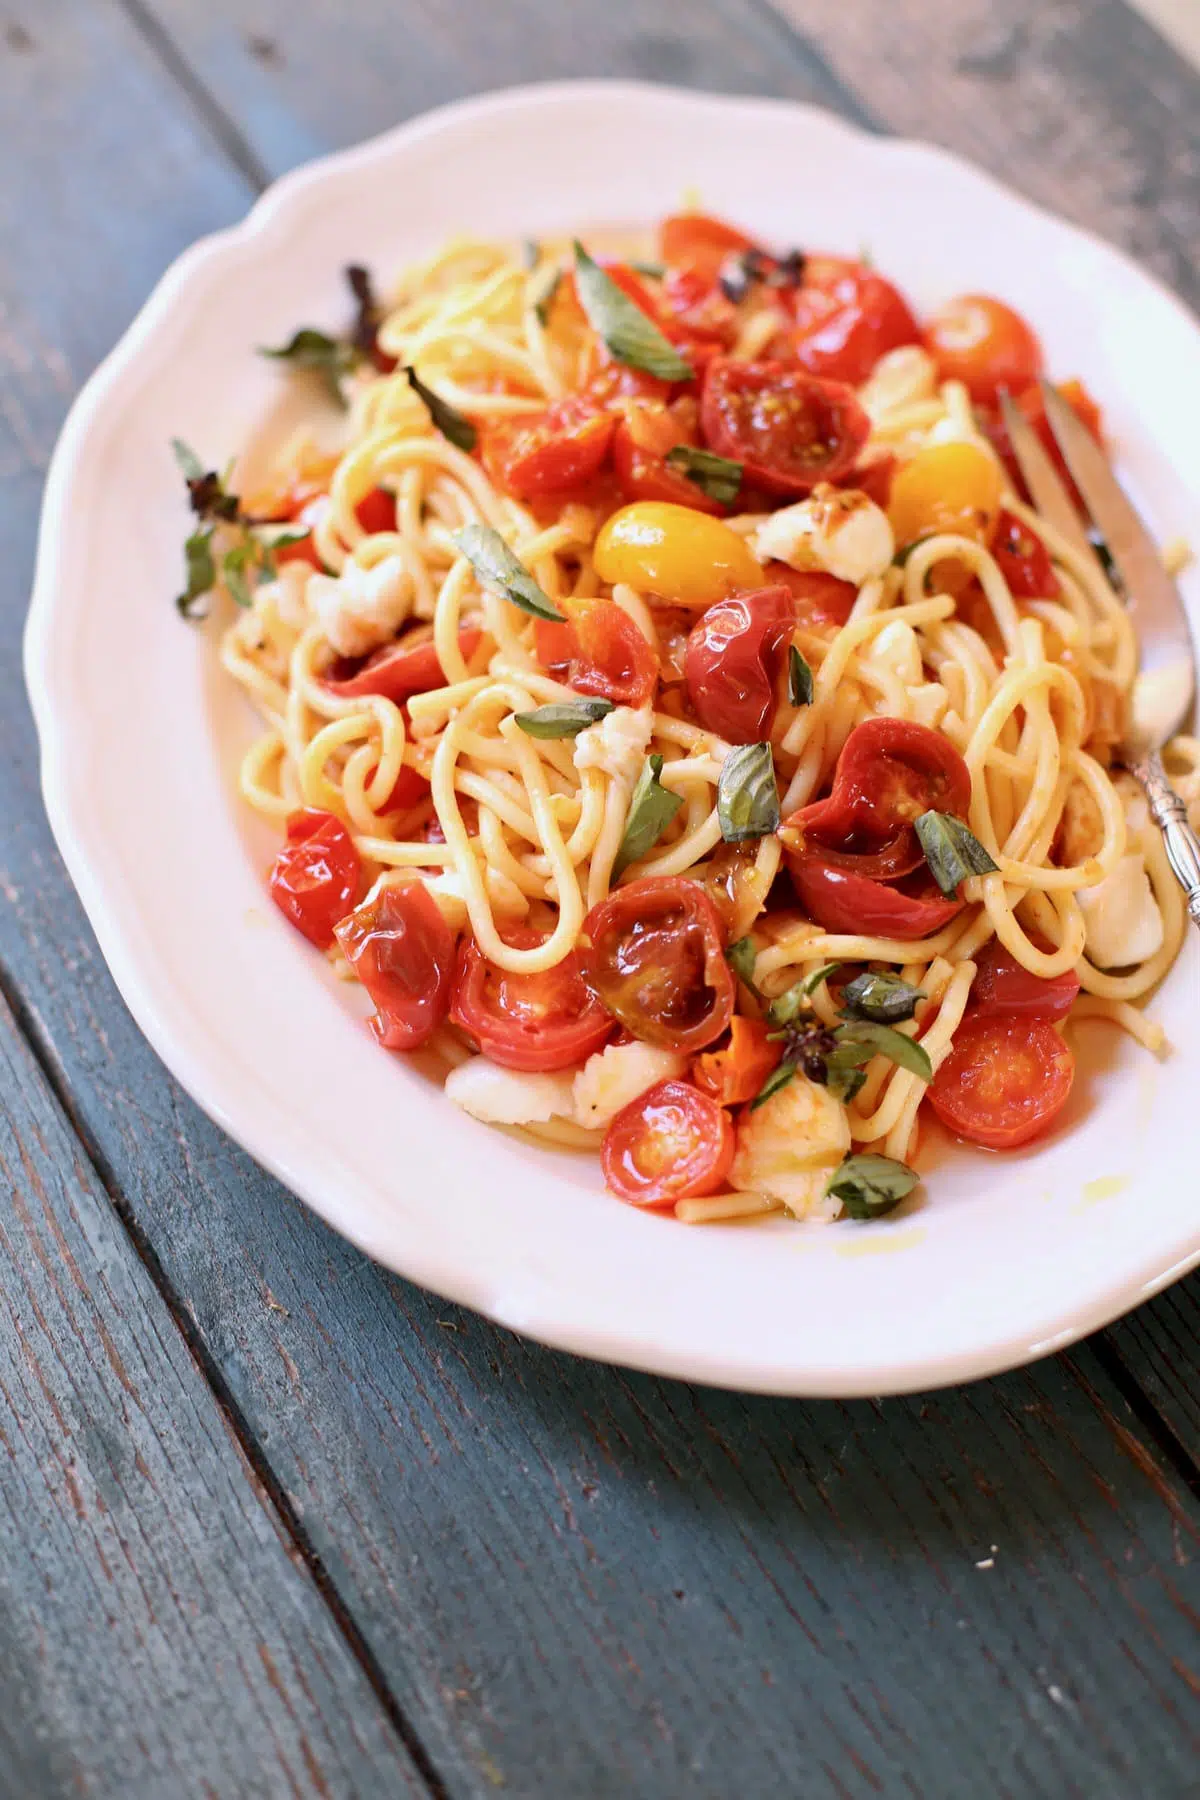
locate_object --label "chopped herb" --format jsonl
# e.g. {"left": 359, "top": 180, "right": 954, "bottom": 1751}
{"left": 177, "top": 527, "right": 216, "bottom": 619}
{"left": 750, "top": 1060, "right": 798, "bottom": 1109}
{"left": 172, "top": 438, "right": 240, "bottom": 521}
{"left": 220, "top": 541, "right": 257, "bottom": 609}
{"left": 726, "top": 936, "right": 760, "bottom": 991}
{"left": 829, "top": 1019, "right": 932, "bottom": 1083}
{"left": 802, "top": 960, "right": 842, "bottom": 997}
{"left": 766, "top": 981, "right": 810, "bottom": 1029}
{"left": 345, "top": 263, "right": 387, "bottom": 366}
{"left": 825, "top": 1062, "right": 868, "bottom": 1103}
{"left": 531, "top": 264, "right": 562, "bottom": 327}
{"left": 840, "top": 970, "right": 924, "bottom": 1024}
{"left": 514, "top": 699, "right": 615, "bottom": 738}
{"left": 915, "top": 809, "right": 999, "bottom": 898}
{"left": 614, "top": 754, "right": 684, "bottom": 875}
{"left": 788, "top": 644, "right": 814, "bottom": 707}
{"left": 404, "top": 366, "right": 477, "bottom": 452}
{"left": 826, "top": 1152, "right": 918, "bottom": 1220}
{"left": 453, "top": 523, "right": 564, "bottom": 622}
{"left": 572, "top": 241, "right": 693, "bottom": 381}
{"left": 259, "top": 326, "right": 360, "bottom": 407}
{"left": 719, "top": 248, "right": 768, "bottom": 304}
{"left": 717, "top": 741, "right": 780, "bottom": 843}
{"left": 664, "top": 445, "right": 742, "bottom": 506}
{"left": 171, "top": 441, "right": 293, "bottom": 620}
{"left": 893, "top": 533, "right": 936, "bottom": 568}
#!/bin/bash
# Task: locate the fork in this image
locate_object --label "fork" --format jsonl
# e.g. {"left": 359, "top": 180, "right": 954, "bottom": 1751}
{"left": 999, "top": 382, "right": 1200, "bottom": 933}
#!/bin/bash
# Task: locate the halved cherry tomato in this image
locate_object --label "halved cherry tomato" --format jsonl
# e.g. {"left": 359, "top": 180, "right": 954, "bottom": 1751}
{"left": 685, "top": 585, "right": 796, "bottom": 743}
{"left": 578, "top": 876, "right": 735, "bottom": 1053}
{"left": 701, "top": 359, "right": 870, "bottom": 496}
{"left": 611, "top": 404, "right": 726, "bottom": 517}
{"left": 451, "top": 928, "right": 614, "bottom": 1072}
{"left": 990, "top": 508, "right": 1060, "bottom": 598}
{"left": 533, "top": 595, "right": 659, "bottom": 708}
{"left": 794, "top": 717, "right": 972, "bottom": 861}
{"left": 928, "top": 1012, "right": 1074, "bottom": 1148}
{"left": 602, "top": 1079, "right": 735, "bottom": 1206}
{"left": 659, "top": 266, "right": 739, "bottom": 346}
{"left": 334, "top": 880, "right": 455, "bottom": 1051}
{"left": 969, "top": 938, "right": 1080, "bottom": 1021}
{"left": 660, "top": 213, "right": 755, "bottom": 283}
{"left": 923, "top": 294, "right": 1043, "bottom": 404}
{"left": 692, "top": 1017, "right": 781, "bottom": 1106}
{"left": 787, "top": 859, "right": 963, "bottom": 940}
{"left": 765, "top": 563, "right": 858, "bottom": 628}
{"left": 481, "top": 395, "right": 615, "bottom": 501}
{"left": 268, "top": 809, "right": 360, "bottom": 948}
{"left": 355, "top": 487, "right": 397, "bottom": 534}
{"left": 782, "top": 258, "right": 920, "bottom": 386}
{"left": 323, "top": 627, "right": 483, "bottom": 701}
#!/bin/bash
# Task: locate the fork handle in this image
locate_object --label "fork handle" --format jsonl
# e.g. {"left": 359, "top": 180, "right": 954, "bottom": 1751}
{"left": 1129, "top": 750, "right": 1200, "bottom": 932}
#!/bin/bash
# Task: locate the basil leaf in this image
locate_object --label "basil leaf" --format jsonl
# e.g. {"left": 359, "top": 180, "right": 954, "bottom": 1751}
{"left": 726, "top": 936, "right": 759, "bottom": 991}
{"left": 345, "top": 263, "right": 386, "bottom": 363}
{"left": 802, "top": 960, "right": 842, "bottom": 997}
{"left": 172, "top": 437, "right": 206, "bottom": 482}
{"left": 404, "top": 365, "right": 477, "bottom": 452}
{"left": 718, "top": 742, "right": 780, "bottom": 844}
{"left": 826, "top": 1152, "right": 918, "bottom": 1220}
{"left": 221, "top": 541, "right": 257, "bottom": 609}
{"left": 832, "top": 1019, "right": 932, "bottom": 1083}
{"left": 629, "top": 258, "right": 666, "bottom": 278}
{"left": 915, "top": 809, "right": 999, "bottom": 898}
{"left": 750, "top": 1060, "right": 797, "bottom": 1110}
{"left": 788, "top": 645, "right": 814, "bottom": 707}
{"left": 664, "top": 446, "right": 742, "bottom": 506}
{"left": 893, "top": 533, "right": 935, "bottom": 569}
{"left": 825, "top": 1063, "right": 867, "bottom": 1103}
{"left": 514, "top": 700, "right": 615, "bottom": 739}
{"left": 572, "top": 242, "right": 693, "bottom": 381}
{"left": 839, "top": 970, "right": 923, "bottom": 1024}
{"left": 766, "top": 981, "right": 809, "bottom": 1028}
{"left": 614, "top": 754, "right": 684, "bottom": 875}
{"left": 259, "top": 327, "right": 360, "bottom": 407}
{"left": 177, "top": 527, "right": 215, "bottom": 620}
{"left": 454, "top": 523, "right": 564, "bottom": 622}
{"left": 531, "top": 265, "right": 562, "bottom": 328}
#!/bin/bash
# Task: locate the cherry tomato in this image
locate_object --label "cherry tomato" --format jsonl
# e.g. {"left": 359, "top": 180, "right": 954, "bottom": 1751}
{"left": 928, "top": 1012, "right": 1074, "bottom": 1148}
{"left": 611, "top": 404, "right": 726, "bottom": 517}
{"left": 765, "top": 563, "right": 858, "bottom": 628}
{"left": 536, "top": 595, "right": 659, "bottom": 709}
{"left": 660, "top": 213, "right": 755, "bottom": 283}
{"left": 701, "top": 359, "right": 870, "bottom": 497}
{"left": 274, "top": 532, "right": 325, "bottom": 571}
{"left": 268, "top": 809, "right": 360, "bottom": 949}
{"left": 451, "top": 928, "right": 614, "bottom": 1072}
{"left": 788, "top": 858, "right": 963, "bottom": 939}
{"left": 582, "top": 354, "right": 673, "bottom": 410}
{"left": 323, "top": 627, "right": 483, "bottom": 701}
{"left": 334, "top": 880, "right": 455, "bottom": 1051}
{"left": 659, "top": 266, "right": 739, "bottom": 346}
{"left": 990, "top": 508, "right": 1060, "bottom": 598}
{"left": 692, "top": 1017, "right": 781, "bottom": 1106}
{"left": 685, "top": 585, "right": 796, "bottom": 742}
{"left": 795, "top": 717, "right": 972, "bottom": 862}
{"left": 354, "top": 487, "right": 397, "bottom": 534}
{"left": 923, "top": 294, "right": 1044, "bottom": 404}
{"left": 969, "top": 938, "right": 1080, "bottom": 1021}
{"left": 602, "top": 1079, "right": 735, "bottom": 1206}
{"left": 782, "top": 258, "right": 920, "bottom": 386}
{"left": 593, "top": 500, "right": 764, "bottom": 607}
{"left": 481, "top": 395, "right": 615, "bottom": 501}
{"left": 888, "top": 441, "right": 1005, "bottom": 551}
{"left": 378, "top": 761, "right": 431, "bottom": 812}
{"left": 579, "top": 877, "right": 735, "bottom": 1053}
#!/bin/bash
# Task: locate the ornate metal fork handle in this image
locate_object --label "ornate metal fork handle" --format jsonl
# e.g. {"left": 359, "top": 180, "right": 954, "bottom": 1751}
{"left": 1127, "top": 750, "right": 1200, "bottom": 931}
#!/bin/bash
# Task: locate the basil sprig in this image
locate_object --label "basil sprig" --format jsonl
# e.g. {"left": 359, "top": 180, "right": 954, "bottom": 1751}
{"left": 404, "top": 366, "right": 477, "bottom": 452}
{"left": 664, "top": 446, "right": 742, "bottom": 506}
{"left": 718, "top": 742, "right": 780, "bottom": 843}
{"left": 171, "top": 439, "right": 306, "bottom": 619}
{"left": 572, "top": 242, "right": 693, "bottom": 381}
{"left": 753, "top": 987, "right": 930, "bottom": 1110}
{"left": 840, "top": 970, "right": 924, "bottom": 1024}
{"left": 830, "top": 1019, "right": 932, "bottom": 1083}
{"left": 614, "top": 755, "right": 683, "bottom": 875}
{"left": 454, "top": 523, "right": 564, "bottom": 622}
{"left": 915, "top": 810, "right": 999, "bottom": 897}
{"left": 514, "top": 700, "right": 614, "bottom": 739}
{"left": 767, "top": 963, "right": 840, "bottom": 1029}
{"left": 788, "top": 645, "right": 814, "bottom": 707}
{"left": 826, "top": 1153, "right": 919, "bottom": 1221}
{"left": 260, "top": 264, "right": 389, "bottom": 407}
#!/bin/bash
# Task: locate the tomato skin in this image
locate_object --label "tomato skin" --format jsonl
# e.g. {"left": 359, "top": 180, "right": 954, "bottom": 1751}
{"left": 334, "top": 880, "right": 455, "bottom": 1051}
{"left": 765, "top": 563, "right": 858, "bottom": 628}
{"left": 579, "top": 877, "right": 735, "bottom": 1054}
{"left": 929, "top": 1012, "right": 1074, "bottom": 1149}
{"left": 269, "top": 809, "right": 360, "bottom": 949}
{"left": 685, "top": 585, "right": 796, "bottom": 742}
{"left": 692, "top": 1017, "right": 781, "bottom": 1106}
{"left": 794, "top": 716, "right": 972, "bottom": 866}
{"left": 970, "top": 938, "right": 1080, "bottom": 1021}
{"left": 990, "top": 508, "right": 1060, "bottom": 598}
{"left": 481, "top": 396, "right": 615, "bottom": 501}
{"left": 782, "top": 259, "right": 920, "bottom": 386}
{"left": 923, "top": 293, "right": 1043, "bottom": 404}
{"left": 611, "top": 410, "right": 726, "bottom": 517}
{"left": 788, "top": 858, "right": 964, "bottom": 939}
{"left": 355, "top": 487, "right": 397, "bottom": 534}
{"left": 601, "top": 1080, "right": 735, "bottom": 1206}
{"left": 701, "top": 359, "right": 871, "bottom": 497}
{"left": 450, "top": 929, "right": 614, "bottom": 1072}
{"left": 659, "top": 266, "right": 739, "bottom": 346}
{"left": 533, "top": 595, "right": 659, "bottom": 708}
{"left": 660, "top": 213, "right": 755, "bottom": 282}
{"left": 323, "top": 627, "right": 482, "bottom": 701}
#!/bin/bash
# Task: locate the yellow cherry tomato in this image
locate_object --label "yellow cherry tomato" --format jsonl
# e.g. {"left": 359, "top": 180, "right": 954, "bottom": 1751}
{"left": 888, "top": 441, "right": 1004, "bottom": 548}
{"left": 593, "top": 502, "right": 764, "bottom": 608}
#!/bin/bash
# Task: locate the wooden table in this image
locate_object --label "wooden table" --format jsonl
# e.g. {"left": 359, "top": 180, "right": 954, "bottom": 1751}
{"left": 3, "top": 4, "right": 1198, "bottom": 1794}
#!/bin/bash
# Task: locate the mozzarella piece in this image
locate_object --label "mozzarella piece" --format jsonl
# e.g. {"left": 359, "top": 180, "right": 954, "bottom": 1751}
{"left": 572, "top": 1041, "right": 688, "bottom": 1132}
{"left": 1078, "top": 853, "right": 1164, "bottom": 968}
{"left": 864, "top": 620, "right": 949, "bottom": 729}
{"left": 752, "top": 485, "right": 894, "bottom": 587}
{"left": 857, "top": 344, "right": 938, "bottom": 419}
{"left": 730, "top": 1072, "right": 851, "bottom": 1220}
{"left": 1131, "top": 659, "right": 1193, "bottom": 749}
{"left": 444, "top": 1058, "right": 577, "bottom": 1126}
{"left": 573, "top": 704, "right": 654, "bottom": 787}
{"left": 310, "top": 554, "right": 414, "bottom": 658}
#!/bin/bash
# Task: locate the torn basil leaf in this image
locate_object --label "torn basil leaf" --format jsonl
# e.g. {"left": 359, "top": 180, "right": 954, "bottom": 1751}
{"left": 826, "top": 1152, "right": 918, "bottom": 1221}
{"left": 825, "top": 1062, "right": 868, "bottom": 1103}
{"left": 802, "top": 961, "right": 842, "bottom": 997}
{"left": 220, "top": 541, "right": 256, "bottom": 609}
{"left": 750, "top": 1060, "right": 797, "bottom": 1110}
{"left": 766, "top": 981, "right": 809, "bottom": 1029}
{"left": 345, "top": 263, "right": 386, "bottom": 364}
{"left": 453, "top": 523, "right": 564, "bottom": 622}
{"left": 718, "top": 742, "right": 780, "bottom": 844}
{"left": 177, "top": 528, "right": 216, "bottom": 620}
{"left": 172, "top": 438, "right": 206, "bottom": 483}
{"left": 915, "top": 810, "right": 999, "bottom": 897}
{"left": 831, "top": 1019, "right": 932, "bottom": 1083}
{"left": 726, "top": 936, "right": 760, "bottom": 991}
{"left": 788, "top": 645, "right": 814, "bottom": 707}
{"left": 404, "top": 366, "right": 477, "bottom": 452}
{"left": 259, "top": 326, "right": 360, "bottom": 407}
{"left": 839, "top": 970, "right": 923, "bottom": 1024}
{"left": 531, "top": 264, "right": 562, "bottom": 327}
{"left": 514, "top": 700, "right": 615, "bottom": 739}
{"left": 664, "top": 446, "right": 742, "bottom": 506}
{"left": 571, "top": 242, "right": 693, "bottom": 381}
{"left": 893, "top": 533, "right": 936, "bottom": 569}
{"left": 614, "top": 754, "right": 684, "bottom": 875}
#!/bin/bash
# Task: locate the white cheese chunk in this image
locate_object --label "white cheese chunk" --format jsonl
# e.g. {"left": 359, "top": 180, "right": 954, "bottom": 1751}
{"left": 572, "top": 1041, "right": 688, "bottom": 1132}
{"left": 730, "top": 1071, "right": 851, "bottom": 1219}
{"left": 444, "top": 1058, "right": 577, "bottom": 1126}
{"left": 752, "top": 485, "right": 894, "bottom": 587}
{"left": 864, "top": 620, "right": 949, "bottom": 729}
{"left": 310, "top": 554, "right": 414, "bottom": 658}
{"left": 572, "top": 704, "right": 654, "bottom": 787}
{"left": 1078, "top": 853, "right": 1164, "bottom": 969}
{"left": 857, "top": 344, "right": 938, "bottom": 419}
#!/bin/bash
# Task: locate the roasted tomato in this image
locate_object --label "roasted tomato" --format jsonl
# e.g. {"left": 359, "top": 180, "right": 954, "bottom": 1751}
{"left": 578, "top": 876, "right": 735, "bottom": 1053}
{"left": 781, "top": 257, "right": 920, "bottom": 386}
{"left": 593, "top": 501, "right": 764, "bottom": 607}
{"left": 928, "top": 1012, "right": 1074, "bottom": 1148}
{"left": 969, "top": 937, "right": 1080, "bottom": 1021}
{"left": 451, "top": 928, "right": 614, "bottom": 1072}
{"left": 533, "top": 595, "right": 659, "bottom": 708}
{"left": 685, "top": 585, "right": 796, "bottom": 742}
{"left": 611, "top": 401, "right": 726, "bottom": 517}
{"left": 481, "top": 394, "right": 616, "bottom": 501}
{"left": 787, "top": 860, "right": 964, "bottom": 940}
{"left": 660, "top": 212, "right": 755, "bottom": 283}
{"left": 354, "top": 487, "right": 398, "bottom": 535}
{"left": 268, "top": 809, "right": 360, "bottom": 948}
{"left": 659, "top": 265, "right": 739, "bottom": 346}
{"left": 692, "top": 1017, "right": 781, "bottom": 1106}
{"left": 333, "top": 879, "right": 455, "bottom": 1050}
{"left": 922, "top": 294, "right": 1044, "bottom": 404}
{"left": 887, "top": 441, "right": 1005, "bottom": 553}
{"left": 700, "top": 359, "right": 870, "bottom": 497}
{"left": 323, "top": 627, "right": 483, "bottom": 701}
{"left": 601, "top": 1079, "right": 735, "bottom": 1206}
{"left": 990, "top": 509, "right": 1060, "bottom": 598}
{"left": 765, "top": 563, "right": 858, "bottom": 628}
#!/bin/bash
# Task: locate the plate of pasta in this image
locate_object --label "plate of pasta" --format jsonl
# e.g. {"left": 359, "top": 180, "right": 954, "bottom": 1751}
{"left": 26, "top": 83, "right": 1200, "bottom": 1393}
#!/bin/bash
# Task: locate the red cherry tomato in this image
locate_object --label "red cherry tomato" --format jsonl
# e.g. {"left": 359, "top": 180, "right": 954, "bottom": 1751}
{"left": 929, "top": 1012, "right": 1074, "bottom": 1148}
{"left": 354, "top": 487, "right": 397, "bottom": 534}
{"left": 602, "top": 1080, "right": 735, "bottom": 1206}
{"left": 990, "top": 508, "right": 1060, "bottom": 598}
{"left": 765, "top": 563, "right": 858, "bottom": 628}
{"left": 783, "top": 258, "right": 920, "bottom": 386}
{"left": 659, "top": 266, "right": 739, "bottom": 346}
{"left": 788, "top": 859, "right": 963, "bottom": 940}
{"left": 481, "top": 395, "right": 616, "bottom": 501}
{"left": 450, "top": 928, "right": 614, "bottom": 1072}
{"left": 701, "top": 359, "right": 871, "bottom": 497}
{"left": 660, "top": 213, "right": 755, "bottom": 283}
{"left": 578, "top": 877, "right": 735, "bottom": 1053}
{"left": 685, "top": 585, "right": 796, "bottom": 742}
{"left": 969, "top": 938, "right": 1080, "bottom": 1021}
{"left": 268, "top": 809, "right": 360, "bottom": 949}
{"left": 334, "top": 880, "right": 455, "bottom": 1051}
{"left": 611, "top": 403, "right": 726, "bottom": 517}
{"left": 815, "top": 717, "right": 972, "bottom": 841}
{"left": 378, "top": 761, "right": 430, "bottom": 812}
{"left": 692, "top": 1017, "right": 781, "bottom": 1106}
{"left": 534, "top": 595, "right": 659, "bottom": 708}
{"left": 923, "top": 294, "right": 1044, "bottom": 404}
{"left": 323, "top": 627, "right": 483, "bottom": 701}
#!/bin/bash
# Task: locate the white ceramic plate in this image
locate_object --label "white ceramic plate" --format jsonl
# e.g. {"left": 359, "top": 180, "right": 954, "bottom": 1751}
{"left": 25, "top": 82, "right": 1200, "bottom": 1395}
